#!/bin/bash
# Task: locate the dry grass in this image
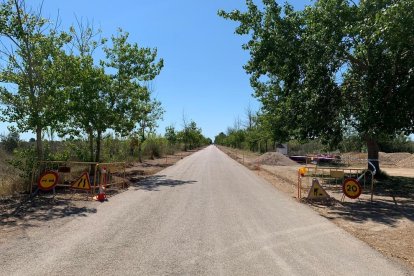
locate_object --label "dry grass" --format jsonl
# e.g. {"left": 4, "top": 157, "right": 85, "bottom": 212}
{"left": 0, "top": 149, "right": 25, "bottom": 196}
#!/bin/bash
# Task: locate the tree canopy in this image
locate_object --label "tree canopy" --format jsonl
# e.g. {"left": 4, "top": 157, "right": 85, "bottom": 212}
{"left": 219, "top": 0, "right": 414, "bottom": 171}
{"left": 0, "top": 1, "right": 165, "bottom": 162}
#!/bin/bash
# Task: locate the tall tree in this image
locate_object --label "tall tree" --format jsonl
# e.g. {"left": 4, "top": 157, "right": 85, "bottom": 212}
{"left": 65, "top": 21, "right": 111, "bottom": 162}
{"left": 0, "top": 0, "right": 72, "bottom": 160}
{"left": 135, "top": 97, "right": 164, "bottom": 162}
{"left": 104, "top": 29, "right": 164, "bottom": 132}
{"left": 219, "top": 0, "right": 414, "bottom": 172}
{"left": 104, "top": 29, "right": 164, "bottom": 161}
{"left": 165, "top": 125, "right": 177, "bottom": 146}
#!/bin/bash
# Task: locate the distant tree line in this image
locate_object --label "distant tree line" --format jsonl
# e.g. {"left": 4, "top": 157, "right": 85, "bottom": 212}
{"left": 214, "top": 106, "right": 414, "bottom": 155}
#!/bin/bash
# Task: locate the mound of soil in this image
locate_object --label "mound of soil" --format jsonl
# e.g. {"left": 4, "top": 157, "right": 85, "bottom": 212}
{"left": 340, "top": 152, "right": 367, "bottom": 165}
{"left": 253, "top": 152, "right": 298, "bottom": 166}
{"left": 385, "top": 152, "right": 412, "bottom": 163}
{"left": 378, "top": 152, "right": 412, "bottom": 167}
{"left": 341, "top": 152, "right": 412, "bottom": 167}
{"left": 379, "top": 152, "right": 397, "bottom": 166}
{"left": 396, "top": 154, "right": 414, "bottom": 168}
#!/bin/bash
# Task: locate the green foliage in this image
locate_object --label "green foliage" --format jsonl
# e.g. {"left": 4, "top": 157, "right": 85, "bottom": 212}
{"left": 338, "top": 135, "right": 365, "bottom": 153}
{"left": 0, "top": 0, "right": 73, "bottom": 159}
{"left": 219, "top": 0, "right": 414, "bottom": 171}
{"left": 378, "top": 134, "right": 414, "bottom": 153}
{"left": 63, "top": 140, "right": 91, "bottom": 161}
{"left": 104, "top": 29, "right": 164, "bottom": 137}
{"left": 101, "top": 134, "right": 131, "bottom": 162}
{"left": 177, "top": 120, "right": 207, "bottom": 150}
{"left": 165, "top": 125, "right": 177, "bottom": 145}
{"left": 214, "top": 132, "right": 227, "bottom": 145}
{"left": 7, "top": 145, "right": 37, "bottom": 182}
{"left": 214, "top": 107, "right": 273, "bottom": 153}
{"left": 0, "top": 3, "right": 165, "bottom": 165}
{"left": 288, "top": 140, "right": 327, "bottom": 156}
{"left": 0, "top": 130, "right": 20, "bottom": 153}
{"left": 142, "top": 135, "right": 167, "bottom": 159}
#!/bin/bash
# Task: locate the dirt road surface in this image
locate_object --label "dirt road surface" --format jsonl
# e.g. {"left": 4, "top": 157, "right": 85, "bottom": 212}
{"left": 0, "top": 146, "right": 412, "bottom": 275}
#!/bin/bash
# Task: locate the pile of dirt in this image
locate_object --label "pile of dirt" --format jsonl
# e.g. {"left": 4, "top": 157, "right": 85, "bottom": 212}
{"left": 379, "top": 152, "right": 413, "bottom": 166}
{"left": 340, "top": 152, "right": 367, "bottom": 165}
{"left": 252, "top": 152, "right": 298, "bottom": 166}
{"left": 341, "top": 152, "right": 412, "bottom": 167}
{"left": 379, "top": 152, "right": 397, "bottom": 167}
{"left": 385, "top": 152, "right": 412, "bottom": 163}
{"left": 396, "top": 154, "right": 414, "bottom": 168}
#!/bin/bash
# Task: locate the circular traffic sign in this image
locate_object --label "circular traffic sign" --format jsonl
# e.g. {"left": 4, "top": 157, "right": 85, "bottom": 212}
{"left": 342, "top": 178, "right": 362, "bottom": 199}
{"left": 37, "top": 171, "right": 59, "bottom": 191}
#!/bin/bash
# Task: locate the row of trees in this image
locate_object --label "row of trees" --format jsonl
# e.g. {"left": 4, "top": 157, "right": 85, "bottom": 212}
{"left": 1, "top": 124, "right": 212, "bottom": 163}
{"left": 215, "top": 107, "right": 414, "bottom": 155}
{"left": 165, "top": 119, "right": 212, "bottom": 151}
{"left": 0, "top": 0, "right": 164, "bottom": 162}
{"left": 214, "top": 106, "right": 273, "bottom": 152}
{"left": 219, "top": 0, "right": 414, "bottom": 171}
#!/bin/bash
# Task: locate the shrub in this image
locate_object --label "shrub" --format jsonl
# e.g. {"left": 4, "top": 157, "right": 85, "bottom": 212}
{"left": 143, "top": 136, "right": 167, "bottom": 159}
{"left": 0, "top": 131, "right": 20, "bottom": 153}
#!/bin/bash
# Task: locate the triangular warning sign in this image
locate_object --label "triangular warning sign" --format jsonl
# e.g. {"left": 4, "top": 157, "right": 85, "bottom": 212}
{"left": 71, "top": 172, "right": 91, "bottom": 190}
{"left": 307, "top": 178, "right": 329, "bottom": 199}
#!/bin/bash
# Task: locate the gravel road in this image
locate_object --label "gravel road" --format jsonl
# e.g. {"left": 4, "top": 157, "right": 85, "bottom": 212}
{"left": 1, "top": 145, "right": 412, "bottom": 275}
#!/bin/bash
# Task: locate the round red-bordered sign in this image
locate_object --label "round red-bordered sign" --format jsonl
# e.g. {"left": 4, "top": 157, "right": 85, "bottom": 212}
{"left": 37, "top": 171, "right": 59, "bottom": 191}
{"left": 342, "top": 178, "right": 362, "bottom": 199}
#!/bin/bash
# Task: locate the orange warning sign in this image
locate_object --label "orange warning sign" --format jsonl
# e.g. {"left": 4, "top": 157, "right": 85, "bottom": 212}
{"left": 71, "top": 172, "right": 91, "bottom": 190}
{"left": 38, "top": 171, "right": 59, "bottom": 191}
{"left": 342, "top": 178, "right": 362, "bottom": 199}
{"left": 307, "top": 178, "right": 329, "bottom": 199}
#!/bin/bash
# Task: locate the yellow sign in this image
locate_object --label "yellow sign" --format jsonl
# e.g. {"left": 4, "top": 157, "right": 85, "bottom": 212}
{"left": 342, "top": 178, "right": 362, "bottom": 199}
{"left": 71, "top": 172, "right": 91, "bottom": 190}
{"left": 307, "top": 178, "right": 329, "bottom": 199}
{"left": 299, "top": 167, "right": 308, "bottom": 177}
{"left": 38, "top": 171, "right": 59, "bottom": 191}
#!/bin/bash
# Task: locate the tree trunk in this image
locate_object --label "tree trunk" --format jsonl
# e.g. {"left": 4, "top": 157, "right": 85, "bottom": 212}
{"left": 88, "top": 130, "right": 94, "bottom": 162}
{"left": 138, "top": 126, "right": 145, "bottom": 163}
{"left": 95, "top": 130, "right": 102, "bottom": 162}
{"left": 138, "top": 141, "right": 142, "bottom": 163}
{"left": 366, "top": 137, "right": 380, "bottom": 173}
{"left": 36, "top": 126, "right": 43, "bottom": 160}
{"left": 130, "top": 144, "right": 134, "bottom": 156}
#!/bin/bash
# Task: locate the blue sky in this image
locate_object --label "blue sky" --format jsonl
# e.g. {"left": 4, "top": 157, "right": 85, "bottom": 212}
{"left": 1, "top": 0, "right": 311, "bottom": 140}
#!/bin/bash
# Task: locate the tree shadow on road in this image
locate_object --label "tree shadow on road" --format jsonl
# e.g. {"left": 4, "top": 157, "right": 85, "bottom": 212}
{"left": 129, "top": 175, "right": 197, "bottom": 191}
{"left": 0, "top": 195, "right": 97, "bottom": 230}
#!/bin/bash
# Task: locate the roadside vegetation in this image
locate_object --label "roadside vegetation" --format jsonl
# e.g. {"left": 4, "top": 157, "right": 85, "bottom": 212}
{"left": 218, "top": 0, "right": 414, "bottom": 172}
{"left": 214, "top": 107, "right": 414, "bottom": 156}
{"left": 0, "top": 121, "right": 211, "bottom": 196}
{"left": 0, "top": 0, "right": 211, "bottom": 196}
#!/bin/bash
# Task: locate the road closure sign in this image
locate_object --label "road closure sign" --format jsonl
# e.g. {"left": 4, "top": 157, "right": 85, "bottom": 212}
{"left": 37, "top": 171, "right": 59, "bottom": 191}
{"left": 342, "top": 178, "right": 362, "bottom": 199}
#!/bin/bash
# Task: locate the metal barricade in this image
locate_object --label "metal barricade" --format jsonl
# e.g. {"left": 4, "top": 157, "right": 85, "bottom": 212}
{"left": 31, "top": 161, "right": 126, "bottom": 199}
